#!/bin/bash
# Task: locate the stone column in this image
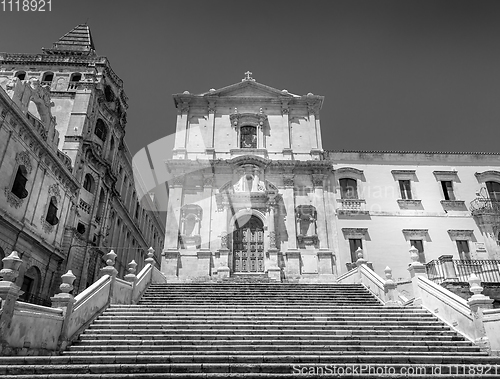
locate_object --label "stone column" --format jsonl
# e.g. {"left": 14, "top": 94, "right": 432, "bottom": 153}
{"left": 218, "top": 203, "right": 230, "bottom": 278}
{"left": 124, "top": 260, "right": 137, "bottom": 304}
{"left": 267, "top": 198, "right": 281, "bottom": 281}
{"left": 200, "top": 175, "right": 214, "bottom": 251}
{"left": 165, "top": 177, "right": 184, "bottom": 251}
{"left": 383, "top": 266, "right": 399, "bottom": 307}
{"left": 51, "top": 270, "right": 77, "bottom": 350}
{"left": 312, "top": 174, "right": 328, "bottom": 250}
{"left": 407, "top": 246, "right": 428, "bottom": 307}
{"left": 283, "top": 175, "right": 297, "bottom": 251}
{"left": 0, "top": 252, "right": 23, "bottom": 349}
{"left": 206, "top": 99, "right": 216, "bottom": 151}
{"left": 100, "top": 250, "right": 118, "bottom": 304}
{"left": 467, "top": 273, "right": 494, "bottom": 353}
{"left": 173, "top": 100, "right": 190, "bottom": 158}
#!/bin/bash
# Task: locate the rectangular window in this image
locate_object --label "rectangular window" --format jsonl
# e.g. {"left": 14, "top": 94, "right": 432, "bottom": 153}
{"left": 441, "top": 181, "right": 455, "bottom": 201}
{"left": 456, "top": 240, "right": 471, "bottom": 260}
{"left": 349, "top": 238, "right": 363, "bottom": 262}
{"left": 399, "top": 180, "right": 412, "bottom": 200}
{"left": 410, "top": 240, "right": 426, "bottom": 264}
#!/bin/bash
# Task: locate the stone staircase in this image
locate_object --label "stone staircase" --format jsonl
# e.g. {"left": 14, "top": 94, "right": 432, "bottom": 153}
{"left": 1, "top": 283, "right": 500, "bottom": 378}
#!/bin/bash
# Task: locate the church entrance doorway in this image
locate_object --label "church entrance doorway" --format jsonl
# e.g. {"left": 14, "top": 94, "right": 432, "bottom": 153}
{"left": 232, "top": 215, "right": 265, "bottom": 273}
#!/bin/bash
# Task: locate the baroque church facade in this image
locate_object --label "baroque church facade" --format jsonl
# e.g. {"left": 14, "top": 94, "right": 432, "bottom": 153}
{"left": 0, "top": 25, "right": 165, "bottom": 301}
{"left": 161, "top": 72, "right": 500, "bottom": 283}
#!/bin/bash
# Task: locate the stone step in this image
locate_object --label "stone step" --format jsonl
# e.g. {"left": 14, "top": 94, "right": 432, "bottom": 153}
{"left": 82, "top": 329, "right": 463, "bottom": 338}
{"left": 90, "top": 322, "right": 446, "bottom": 329}
{"left": 77, "top": 329, "right": 464, "bottom": 346}
{"left": 99, "top": 311, "right": 437, "bottom": 322}
{"left": 74, "top": 336, "right": 474, "bottom": 347}
{"left": 2, "top": 353, "right": 499, "bottom": 365}
{"left": 82, "top": 326, "right": 452, "bottom": 335}
{"left": 67, "top": 345, "right": 484, "bottom": 354}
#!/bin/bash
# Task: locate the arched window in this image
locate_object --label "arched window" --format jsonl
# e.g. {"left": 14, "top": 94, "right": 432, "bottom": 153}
{"left": 11, "top": 165, "right": 29, "bottom": 199}
{"left": 104, "top": 85, "right": 115, "bottom": 102}
{"left": 83, "top": 174, "right": 94, "bottom": 193}
{"left": 70, "top": 73, "right": 82, "bottom": 82}
{"left": 46, "top": 196, "right": 59, "bottom": 225}
{"left": 339, "top": 178, "right": 358, "bottom": 199}
{"left": 41, "top": 72, "right": 54, "bottom": 83}
{"left": 94, "top": 119, "right": 107, "bottom": 142}
{"left": 15, "top": 71, "right": 26, "bottom": 80}
{"left": 240, "top": 126, "right": 257, "bottom": 148}
{"left": 77, "top": 222, "right": 86, "bottom": 234}
{"left": 486, "top": 181, "right": 500, "bottom": 202}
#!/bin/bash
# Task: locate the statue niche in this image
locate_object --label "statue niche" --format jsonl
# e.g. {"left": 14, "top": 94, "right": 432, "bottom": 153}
{"left": 295, "top": 205, "right": 319, "bottom": 248}
{"left": 179, "top": 204, "right": 202, "bottom": 249}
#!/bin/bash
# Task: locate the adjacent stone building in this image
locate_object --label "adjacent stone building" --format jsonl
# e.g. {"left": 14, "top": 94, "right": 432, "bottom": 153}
{"left": 160, "top": 73, "right": 500, "bottom": 283}
{"left": 0, "top": 24, "right": 165, "bottom": 300}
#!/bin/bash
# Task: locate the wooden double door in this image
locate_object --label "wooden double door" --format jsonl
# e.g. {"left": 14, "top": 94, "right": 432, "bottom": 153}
{"left": 233, "top": 216, "right": 265, "bottom": 273}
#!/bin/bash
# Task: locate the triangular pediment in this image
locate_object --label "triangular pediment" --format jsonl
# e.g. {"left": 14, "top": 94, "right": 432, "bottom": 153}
{"left": 203, "top": 80, "right": 299, "bottom": 99}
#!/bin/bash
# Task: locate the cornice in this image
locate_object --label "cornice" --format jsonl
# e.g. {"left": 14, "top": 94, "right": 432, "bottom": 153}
{"left": 328, "top": 149, "right": 500, "bottom": 156}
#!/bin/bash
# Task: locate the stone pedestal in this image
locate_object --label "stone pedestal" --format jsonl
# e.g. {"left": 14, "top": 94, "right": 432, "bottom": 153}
{"left": 284, "top": 250, "right": 301, "bottom": 279}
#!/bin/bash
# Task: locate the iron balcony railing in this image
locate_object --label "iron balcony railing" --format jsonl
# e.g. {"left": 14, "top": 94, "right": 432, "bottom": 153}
{"left": 426, "top": 259, "right": 500, "bottom": 284}
{"left": 469, "top": 198, "right": 500, "bottom": 216}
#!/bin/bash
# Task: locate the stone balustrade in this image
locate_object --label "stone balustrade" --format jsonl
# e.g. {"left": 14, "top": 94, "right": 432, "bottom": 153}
{"left": 338, "top": 246, "right": 500, "bottom": 355}
{"left": 0, "top": 247, "right": 167, "bottom": 355}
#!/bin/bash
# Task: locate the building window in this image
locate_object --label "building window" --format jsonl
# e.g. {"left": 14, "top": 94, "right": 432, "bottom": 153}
{"left": 349, "top": 238, "right": 363, "bottom": 262}
{"left": 76, "top": 222, "right": 86, "bottom": 234}
{"left": 41, "top": 72, "right": 54, "bottom": 83}
{"left": 11, "top": 165, "right": 29, "bottom": 199}
{"left": 441, "top": 181, "right": 455, "bottom": 201}
{"left": 410, "top": 240, "right": 425, "bottom": 263}
{"left": 456, "top": 240, "right": 471, "bottom": 260}
{"left": 399, "top": 180, "right": 412, "bottom": 200}
{"left": 83, "top": 174, "right": 95, "bottom": 193}
{"left": 94, "top": 119, "right": 107, "bottom": 142}
{"left": 45, "top": 196, "right": 59, "bottom": 225}
{"left": 240, "top": 126, "right": 257, "bottom": 148}
{"left": 70, "top": 73, "right": 82, "bottom": 82}
{"left": 15, "top": 71, "right": 26, "bottom": 80}
{"left": 486, "top": 181, "right": 500, "bottom": 201}
{"left": 104, "top": 85, "right": 115, "bottom": 102}
{"left": 339, "top": 178, "right": 358, "bottom": 199}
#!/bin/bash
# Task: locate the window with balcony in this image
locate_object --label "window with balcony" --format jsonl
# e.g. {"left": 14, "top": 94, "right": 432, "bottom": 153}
{"left": 486, "top": 181, "right": 500, "bottom": 201}
{"left": 339, "top": 178, "right": 358, "bottom": 199}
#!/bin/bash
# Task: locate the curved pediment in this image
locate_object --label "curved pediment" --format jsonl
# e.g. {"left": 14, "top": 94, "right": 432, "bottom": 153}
{"left": 228, "top": 154, "right": 271, "bottom": 168}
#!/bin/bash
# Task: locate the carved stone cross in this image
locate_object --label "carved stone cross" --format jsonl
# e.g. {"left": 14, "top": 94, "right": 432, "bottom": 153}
{"left": 244, "top": 71, "right": 254, "bottom": 81}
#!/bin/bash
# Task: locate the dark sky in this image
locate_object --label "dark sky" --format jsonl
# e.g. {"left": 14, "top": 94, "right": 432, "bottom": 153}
{"left": 1, "top": 0, "right": 500, "bottom": 155}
